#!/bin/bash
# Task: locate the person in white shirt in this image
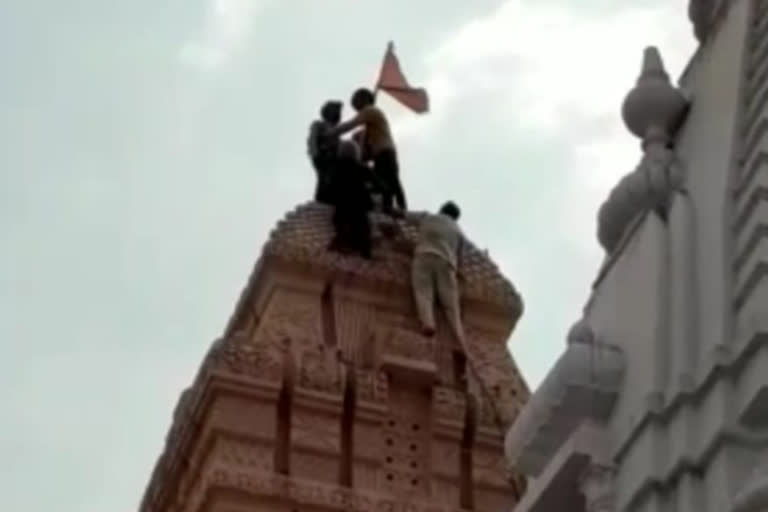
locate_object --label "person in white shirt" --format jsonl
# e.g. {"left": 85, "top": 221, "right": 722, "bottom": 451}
{"left": 411, "top": 201, "right": 465, "bottom": 341}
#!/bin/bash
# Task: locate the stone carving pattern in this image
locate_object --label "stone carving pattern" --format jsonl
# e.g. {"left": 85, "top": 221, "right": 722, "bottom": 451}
{"left": 430, "top": 479, "right": 460, "bottom": 507}
{"left": 205, "top": 337, "right": 284, "bottom": 383}
{"left": 335, "top": 299, "right": 377, "bottom": 366}
{"left": 597, "top": 142, "right": 685, "bottom": 254}
{"left": 210, "top": 438, "right": 274, "bottom": 473}
{"left": 472, "top": 450, "right": 508, "bottom": 488}
{"left": 463, "top": 328, "right": 527, "bottom": 429}
{"left": 292, "top": 409, "right": 341, "bottom": 453}
{"left": 188, "top": 464, "right": 470, "bottom": 512}
{"left": 143, "top": 335, "right": 286, "bottom": 512}
{"left": 298, "top": 344, "right": 342, "bottom": 394}
{"left": 142, "top": 202, "right": 527, "bottom": 511}
{"left": 264, "top": 202, "right": 521, "bottom": 310}
{"left": 292, "top": 451, "right": 339, "bottom": 485}
{"left": 430, "top": 440, "right": 460, "bottom": 479}
{"left": 433, "top": 387, "right": 466, "bottom": 424}
{"left": 380, "top": 326, "right": 436, "bottom": 362}
{"left": 253, "top": 290, "right": 323, "bottom": 349}
{"left": 355, "top": 369, "right": 389, "bottom": 405}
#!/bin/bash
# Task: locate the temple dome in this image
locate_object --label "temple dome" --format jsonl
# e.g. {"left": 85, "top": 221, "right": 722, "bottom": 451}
{"left": 262, "top": 202, "right": 523, "bottom": 314}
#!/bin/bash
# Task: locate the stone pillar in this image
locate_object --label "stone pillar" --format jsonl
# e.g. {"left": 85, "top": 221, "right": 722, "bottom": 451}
{"left": 579, "top": 464, "right": 616, "bottom": 512}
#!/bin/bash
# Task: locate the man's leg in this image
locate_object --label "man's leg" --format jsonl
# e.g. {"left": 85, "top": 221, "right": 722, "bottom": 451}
{"left": 313, "top": 157, "right": 333, "bottom": 204}
{"left": 329, "top": 204, "right": 345, "bottom": 252}
{"left": 349, "top": 208, "right": 372, "bottom": 259}
{"left": 374, "top": 150, "right": 404, "bottom": 215}
{"left": 386, "top": 152, "right": 407, "bottom": 211}
{"left": 411, "top": 254, "right": 436, "bottom": 336}
{"left": 392, "top": 174, "right": 407, "bottom": 212}
{"left": 435, "top": 261, "right": 465, "bottom": 343}
{"left": 312, "top": 157, "right": 324, "bottom": 202}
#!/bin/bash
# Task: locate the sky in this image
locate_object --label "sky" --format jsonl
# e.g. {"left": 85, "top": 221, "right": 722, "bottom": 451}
{"left": 0, "top": 1, "right": 697, "bottom": 511}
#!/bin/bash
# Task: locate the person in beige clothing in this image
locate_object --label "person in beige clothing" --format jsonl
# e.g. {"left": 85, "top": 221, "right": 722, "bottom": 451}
{"left": 411, "top": 201, "right": 465, "bottom": 341}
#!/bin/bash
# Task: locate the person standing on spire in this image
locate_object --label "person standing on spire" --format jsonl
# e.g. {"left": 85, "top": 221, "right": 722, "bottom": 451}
{"left": 411, "top": 202, "right": 465, "bottom": 341}
{"left": 328, "top": 140, "right": 373, "bottom": 259}
{"left": 329, "top": 88, "right": 407, "bottom": 216}
{"left": 307, "top": 100, "right": 343, "bottom": 204}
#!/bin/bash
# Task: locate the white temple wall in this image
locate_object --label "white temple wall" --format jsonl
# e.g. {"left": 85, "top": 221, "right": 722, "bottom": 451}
{"left": 589, "top": 214, "right": 666, "bottom": 439}
{"left": 674, "top": 0, "right": 750, "bottom": 370}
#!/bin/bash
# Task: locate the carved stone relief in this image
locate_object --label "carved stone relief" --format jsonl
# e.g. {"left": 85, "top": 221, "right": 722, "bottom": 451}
{"left": 188, "top": 464, "right": 472, "bottom": 512}
{"left": 355, "top": 369, "right": 389, "bottom": 405}
{"left": 253, "top": 289, "right": 323, "bottom": 349}
{"left": 298, "top": 344, "right": 342, "bottom": 394}
{"left": 378, "top": 326, "right": 436, "bottom": 362}
{"left": 291, "top": 409, "right": 341, "bottom": 454}
{"left": 433, "top": 387, "right": 466, "bottom": 425}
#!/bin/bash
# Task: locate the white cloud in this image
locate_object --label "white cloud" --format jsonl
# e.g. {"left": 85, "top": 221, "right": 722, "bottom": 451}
{"left": 181, "top": 0, "right": 266, "bottom": 70}
{"left": 386, "top": 0, "right": 697, "bottom": 384}
{"left": 391, "top": 0, "right": 696, "bottom": 268}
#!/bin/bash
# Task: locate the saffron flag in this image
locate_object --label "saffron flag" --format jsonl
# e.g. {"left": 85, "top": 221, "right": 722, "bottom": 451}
{"left": 375, "top": 42, "right": 429, "bottom": 114}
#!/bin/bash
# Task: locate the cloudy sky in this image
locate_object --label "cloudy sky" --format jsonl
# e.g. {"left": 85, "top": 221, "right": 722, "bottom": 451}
{"left": 0, "top": 1, "right": 697, "bottom": 510}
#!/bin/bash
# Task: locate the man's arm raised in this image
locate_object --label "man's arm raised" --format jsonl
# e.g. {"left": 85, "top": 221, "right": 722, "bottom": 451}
{"left": 330, "top": 107, "right": 374, "bottom": 137}
{"left": 329, "top": 114, "right": 361, "bottom": 137}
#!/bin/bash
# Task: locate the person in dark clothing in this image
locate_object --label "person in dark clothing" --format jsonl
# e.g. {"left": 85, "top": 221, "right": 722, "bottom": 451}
{"left": 328, "top": 140, "right": 373, "bottom": 259}
{"left": 307, "top": 100, "right": 343, "bottom": 203}
{"left": 329, "top": 88, "right": 406, "bottom": 216}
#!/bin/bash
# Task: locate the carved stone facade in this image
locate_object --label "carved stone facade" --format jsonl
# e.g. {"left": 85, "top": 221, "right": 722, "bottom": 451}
{"left": 139, "top": 204, "right": 529, "bottom": 512}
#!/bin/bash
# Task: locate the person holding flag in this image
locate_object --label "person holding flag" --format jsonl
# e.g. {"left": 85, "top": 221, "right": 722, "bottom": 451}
{"left": 330, "top": 42, "right": 429, "bottom": 217}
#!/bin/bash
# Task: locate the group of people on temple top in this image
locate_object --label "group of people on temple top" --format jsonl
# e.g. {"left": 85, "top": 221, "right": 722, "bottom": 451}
{"left": 306, "top": 87, "right": 465, "bottom": 343}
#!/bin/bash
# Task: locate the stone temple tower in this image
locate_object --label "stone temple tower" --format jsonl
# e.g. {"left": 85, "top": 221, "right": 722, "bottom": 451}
{"left": 505, "top": 1, "right": 768, "bottom": 511}
{"left": 139, "top": 204, "right": 529, "bottom": 512}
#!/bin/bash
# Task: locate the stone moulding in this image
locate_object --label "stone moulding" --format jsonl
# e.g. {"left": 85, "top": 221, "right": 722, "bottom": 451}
{"left": 504, "top": 322, "right": 625, "bottom": 477}
{"left": 597, "top": 148, "right": 685, "bottom": 253}
{"left": 190, "top": 464, "right": 471, "bottom": 512}
{"left": 689, "top": 0, "right": 738, "bottom": 44}
{"left": 140, "top": 336, "right": 286, "bottom": 512}
{"left": 598, "top": 45, "right": 689, "bottom": 254}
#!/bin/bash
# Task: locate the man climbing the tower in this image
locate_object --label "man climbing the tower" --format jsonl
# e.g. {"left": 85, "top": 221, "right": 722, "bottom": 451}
{"left": 329, "top": 88, "right": 407, "bottom": 216}
{"left": 410, "top": 201, "right": 465, "bottom": 342}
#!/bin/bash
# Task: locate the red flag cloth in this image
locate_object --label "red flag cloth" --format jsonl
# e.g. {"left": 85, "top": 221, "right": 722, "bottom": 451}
{"left": 376, "top": 43, "right": 429, "bottom": 114}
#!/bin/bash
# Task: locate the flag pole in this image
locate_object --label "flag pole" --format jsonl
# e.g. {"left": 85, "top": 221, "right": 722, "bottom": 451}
{"left": 373, "top": 41, "right": 394, "bottom": 101}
